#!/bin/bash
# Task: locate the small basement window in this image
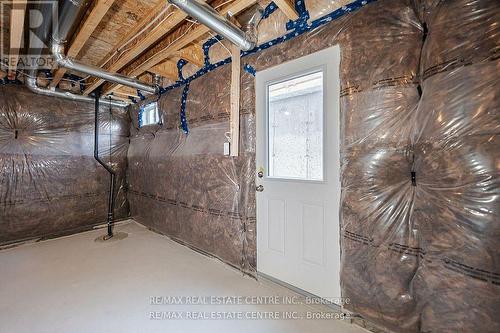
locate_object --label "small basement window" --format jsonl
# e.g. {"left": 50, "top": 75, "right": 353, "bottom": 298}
{"left": 139, "top": 102, "right": 161, "bottom": 127}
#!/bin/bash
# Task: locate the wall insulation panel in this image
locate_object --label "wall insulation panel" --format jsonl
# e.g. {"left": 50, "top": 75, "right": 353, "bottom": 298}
{"left": 125, "top": 0, "right": 498, "bottom": 331}
{"left": 0, "top": 85, "right": 130, "bottom": 244}
{"left": 128, "top": 67, "right": 256, "bottom": 272}
{"left": 412, "top": 0, "right": 500, "bottom": 331}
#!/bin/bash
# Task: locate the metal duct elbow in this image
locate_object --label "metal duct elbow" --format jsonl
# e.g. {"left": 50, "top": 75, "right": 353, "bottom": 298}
{"left": 53, "top": 0, "right": 89, "bottom": 44}
{"left": 168, "top": 0, "right": 259, "bottom": 51}
{"left": 51, "top": 0, "right": 157, "bottom": 94}
{"left": 52, "top": 43, "right": 73, "bottom": 69}
{"left": 25, "top": 76, "right": 128, "bottom": 108}
{"left": 51, "top": 43, "right": 158, "bottom": 94}
{"left": 22, "top": 0, "right": 127, "bottom": 107}
{"left": 241, "top": 5, "right": 263, "bottom": 48}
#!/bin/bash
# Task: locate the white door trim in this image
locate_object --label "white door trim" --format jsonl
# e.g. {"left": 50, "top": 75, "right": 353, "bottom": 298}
{"left": 255, "top": 45, "right": 342, "bottom": 301}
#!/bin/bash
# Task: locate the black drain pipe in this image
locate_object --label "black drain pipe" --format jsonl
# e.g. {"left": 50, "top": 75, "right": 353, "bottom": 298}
{"left": 94, "top": 89, "right": 115, "bottom": 239}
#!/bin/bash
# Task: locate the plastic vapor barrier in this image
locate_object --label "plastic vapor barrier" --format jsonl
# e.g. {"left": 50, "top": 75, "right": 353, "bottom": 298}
{"left": 126, "top": 0, "right": 498, "bottom": 331}
{"left": 0, "top": 85, "right": 130, "bottom": 244}
{"left": 0, "top": 0, "right": 496, "bottom": 330}
{"left": 128, "top": 66, "right": 257, "bottom": 273}
{"left": 411, "top": 1, "right": 499, "bottom": 332}
{"left": 335, "top": 1, "right": 424, "bottom": 331}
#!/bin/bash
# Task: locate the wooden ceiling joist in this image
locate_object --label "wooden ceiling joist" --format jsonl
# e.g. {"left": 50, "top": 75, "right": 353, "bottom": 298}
{"left": 113, "top": 90, "right": 140, "bottom": 99}
{"left": 148, "top": 60, "right": 179, "bottom": 82}
{"left": 83, "top": 0, "right": 208, "bottom": 95}
{"left": 8, "top": 0, "right": 27, "bottom": 79}
{"left": 101, "top": 72, "right": 153, "bottom": 95}
{"left": 49, "top": 0, "right": 117, "bottom": 88}
{"left": 89, "top": 0, "right": 166, "bottom": 73}
{"left": 229, "top": 44, "right": 240, "bottom": 157}
{"left": 129, "top": 0, "right": 257, "bottom": 76}
{"left": 104, "top": 0, "right": 257, "bottom": 94}
{"left": 177, "top": 45, "right": 205, "bottom": 68}
{"left": 274, "top": 0, "right": 299, "bottom": 21}
{"left": 116, "top": 86, "right": 139, "bottom": 95}
{"left": 112, "top": 86, "right": 141, "bottom": 97}
{"left": 107, "top": 94, "right": 132, "bottom": 102}
{"left": 104, "top": 84, "right": 123, "bottom": 96}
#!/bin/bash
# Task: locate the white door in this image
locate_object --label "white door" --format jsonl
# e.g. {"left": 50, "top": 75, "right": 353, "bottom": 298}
{"left": 256, "top": 46, "right": 341, "bottom": 301}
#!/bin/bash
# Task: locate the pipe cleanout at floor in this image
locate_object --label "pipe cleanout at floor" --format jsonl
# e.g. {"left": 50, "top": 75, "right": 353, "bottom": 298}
{"left": 0, "top": 0, "right": 498, "bottom": 332}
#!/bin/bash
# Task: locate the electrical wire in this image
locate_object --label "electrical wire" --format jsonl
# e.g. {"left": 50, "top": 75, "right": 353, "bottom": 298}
{"left": 1, "top": 0, "right": 239, "bottom": 88}
{"left": 208, "top": 31, "right": 232, "bottom": 56}
{"left": 137, "top": 0, "right": 237, "bottom": 71}
{"left": 0, "top": 64, "right": 86, "bottom": 85}
{"left": 138, "top": 21, "right": 198, "bottom": 69}
{"left": 99, "top": 5, "right": 175, "bottom": 69}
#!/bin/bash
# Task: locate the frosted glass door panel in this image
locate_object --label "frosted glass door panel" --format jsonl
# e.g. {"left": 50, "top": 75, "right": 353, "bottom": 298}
{"left": 267, "top": 71, "right": 324, "bottom": 181}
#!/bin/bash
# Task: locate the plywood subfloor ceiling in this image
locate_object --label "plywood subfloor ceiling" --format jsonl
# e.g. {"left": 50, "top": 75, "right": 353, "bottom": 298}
{"left": 2, "top": 0, "right": 351, "bottom": 102}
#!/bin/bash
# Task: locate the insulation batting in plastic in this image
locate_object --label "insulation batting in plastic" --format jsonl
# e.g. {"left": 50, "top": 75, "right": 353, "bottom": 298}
{"left": 128, "top": 0, "right": 499, "bottom": 331}
{"left": 128, "top": 66, "right": 256, "bottom": 272}
{"left": 0, "top": 0, "right": 495, "bottom": 331}
{"left": 0, "top": 86, "right": 130, "bottom": 244}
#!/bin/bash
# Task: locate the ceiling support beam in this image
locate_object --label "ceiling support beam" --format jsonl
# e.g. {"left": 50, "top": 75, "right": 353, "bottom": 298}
{"left": 104, "top": 0, "right": 257, "bottom": 94}
{"left": 114, "top": 91, "right": 140, "bottom": 99}
{"left": 50, "top": 0, "right": 117, "bottom": 88}
{"left": 128, "top": 0, "right": 256, "bottom": 76}
{"left": 229, "top": 44, "right": 240, "bottom": 156}
{"left": 107, "top": 94, "right": 133, "bottom": 102}
{"left": 83, "top": 0, "right": 207, "bottom": 95}
{"left": 274, "top": 0, "right": 299, "bottom": 21}
{"left": 87, "top": 0, "right": 166, "bottom": 92}
{"left": 114, "top": 86, "right": 140, "bottom": 96}
{"left": 168, "top": 0, "right": 255, "bottom": 51}
{"left": 148, "top": 60, "right": 179, "bottom": 82}
{"left": 177, "top": 45, "right": 205, "bottom": 68}
{"left": 8, "top": 0, "right": 27, "bottom": 79}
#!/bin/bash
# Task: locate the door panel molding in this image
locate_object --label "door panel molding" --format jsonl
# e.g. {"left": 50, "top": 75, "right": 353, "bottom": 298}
{"left": 256, "top": 45, "right": 341, "bottom": 301}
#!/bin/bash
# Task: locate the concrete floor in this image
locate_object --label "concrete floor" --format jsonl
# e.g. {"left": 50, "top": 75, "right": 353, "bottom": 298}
{"left": 0, "top": 220, "right": 367, "bottom": 333}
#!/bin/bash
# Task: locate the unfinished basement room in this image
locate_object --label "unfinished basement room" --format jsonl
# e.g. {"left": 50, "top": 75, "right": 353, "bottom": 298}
{"left": 0, "top": 0, "right": 498, "bottom": 332}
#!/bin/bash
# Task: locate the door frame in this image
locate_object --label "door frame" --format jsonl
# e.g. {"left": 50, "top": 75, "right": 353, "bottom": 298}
{"left": 255, "top": 45, "right": 342, "bottom": 300}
